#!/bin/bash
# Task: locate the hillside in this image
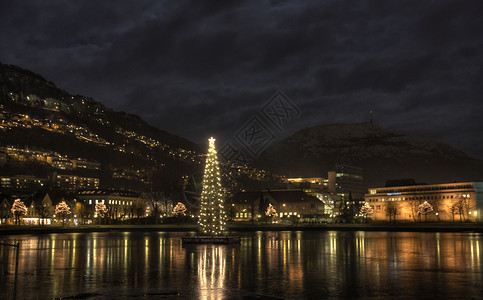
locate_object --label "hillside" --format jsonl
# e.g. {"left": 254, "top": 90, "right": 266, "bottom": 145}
{"left": 254, "top": 123, "right": 483, "bottom": 187}
{"left": 0, "top": 62, "right": 203, "bottom": 192}
{"left": 0, "top": 62, "right": 281, "bottom": 196}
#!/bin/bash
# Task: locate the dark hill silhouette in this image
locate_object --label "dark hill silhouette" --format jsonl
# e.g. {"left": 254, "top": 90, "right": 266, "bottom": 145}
{"left": 254, "top": 122, "right": 483, "bottom": 188}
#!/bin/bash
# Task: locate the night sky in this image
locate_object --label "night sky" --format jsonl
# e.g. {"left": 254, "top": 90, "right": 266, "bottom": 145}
{"left": 1, "top": 1, "right": 482, "bottom": 159}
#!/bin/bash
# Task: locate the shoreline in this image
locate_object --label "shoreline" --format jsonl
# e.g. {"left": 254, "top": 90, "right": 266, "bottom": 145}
{"left": 1, "top": 223, "right": 483, "bottom": 236}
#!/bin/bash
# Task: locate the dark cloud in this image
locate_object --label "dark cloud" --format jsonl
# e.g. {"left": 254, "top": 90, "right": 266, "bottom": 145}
{"left": 1, "top": 0, "right": 482, "bottom": 158}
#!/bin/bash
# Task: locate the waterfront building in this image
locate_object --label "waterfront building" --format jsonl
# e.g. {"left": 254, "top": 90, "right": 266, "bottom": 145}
{"left": 0, "top": 196, "right": 11, "bottom": 225}
{"left": 77, "top": 189, "right": 146, "bottom": 220}
{"left": 230, "top": 189, "right": 324, "bottom": 222}
{"left": 284, "top": 177, "right": 341, "bottom": 216}
{"left": 364, "top": 181, "right": 483, "bottom": 222}
{"left": 23, "top": 193, "right": 56, "bottom": 225}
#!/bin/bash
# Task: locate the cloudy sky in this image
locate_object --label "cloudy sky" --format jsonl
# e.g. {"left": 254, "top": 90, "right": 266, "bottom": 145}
{"left": 1, "top": 0, "right": 482, "bottom": 158}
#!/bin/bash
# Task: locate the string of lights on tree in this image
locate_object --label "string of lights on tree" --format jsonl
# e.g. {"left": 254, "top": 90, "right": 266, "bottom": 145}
{"left": 265, "top": 203, "right": 277, "bottom": 217}
{"left": 95, "top": 202, "right": 108, "bottom": 218}
{"left": 359, "top": 202, "right": 374, "bottom": 217}
{"left": 198, "top": 137, "right": 227, "bottom": 236}
{"left": 11, "top": 198, "right": 27, "bottom": 225}
{"left": 55, "top": 200, "right": 71, "bottom": 225}
{"left": 418, "top": 201, "right": 434, "bottom": 215}
{"left": 173, "top": 202, "right": 187, "bottom": 216}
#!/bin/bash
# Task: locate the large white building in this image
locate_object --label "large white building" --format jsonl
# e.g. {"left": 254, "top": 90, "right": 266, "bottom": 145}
{"left": 365, "top": 181, "right": 483, "bottom": 222}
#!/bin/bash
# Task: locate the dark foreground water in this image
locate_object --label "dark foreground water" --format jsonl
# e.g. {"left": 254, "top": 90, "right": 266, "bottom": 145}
{"left": 1, "top": 231, "right": 482, "bottom": 299}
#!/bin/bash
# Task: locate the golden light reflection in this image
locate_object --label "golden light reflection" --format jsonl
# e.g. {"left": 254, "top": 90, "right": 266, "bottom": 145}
{"left": 0, "top": 231, "right": 482, "bottom": 299}
{"left": 198, "top": 245, "right": 226, "bottom": 300}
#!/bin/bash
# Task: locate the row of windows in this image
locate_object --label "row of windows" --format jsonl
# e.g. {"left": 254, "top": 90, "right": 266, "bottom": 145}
{"left": 368, "top": 194, "right": 472, "bottom": 202}
{"left": 280, "top": 212, "right": 300, "bottom": 217}
{"left": 236, "top": 212, "right": 252, "bottom": 218}
{"left": 371, "top": 184, "right": 474, "bottom": 194}
{"left": 87, "top": 199, "right": 134, "bottom": 206}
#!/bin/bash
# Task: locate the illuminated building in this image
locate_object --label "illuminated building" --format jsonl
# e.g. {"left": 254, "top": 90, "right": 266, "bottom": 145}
{"left": 46, "top": 155, "right": 74, "bottom": 170}
{"left": 365, "top": 181, "right": 483, "bottom": 222}
{"left": 0, "top": 175, "right": 47, "bottom": 190}
{"left": 284, "top": 177, "right": 341, "bottom": 215}
{"left": 230, "top": 189, "right": 324, "bottom": 221}
{"left": 0, "top": 197, "right": 12, "bottom": 224}
{"left": 52, "top": 173, "right": 99, "bottom": 191}
{"left": 77, "top": 189, "right": 146, "bottom": 220}
{"left": 285, "top": 177, "right": 326, "bottom": 188}
{"left": 328, "top": 164, "right": 364, "bottom": 200}
{"left": 72, "top": 158, "right": 101, "bottom": 170}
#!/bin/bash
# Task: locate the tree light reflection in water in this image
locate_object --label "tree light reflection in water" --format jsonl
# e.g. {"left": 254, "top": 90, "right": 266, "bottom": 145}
{"left": 0, "top": 231, "right": 482, "bottom": 299}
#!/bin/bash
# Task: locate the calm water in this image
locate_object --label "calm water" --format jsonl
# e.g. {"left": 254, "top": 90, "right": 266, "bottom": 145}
{"left": 1, "top": 231, "right": 482, "bottom": 299}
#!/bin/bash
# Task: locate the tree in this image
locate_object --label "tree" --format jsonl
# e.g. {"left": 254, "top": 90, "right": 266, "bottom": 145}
{"left": 359, "top": 202, "right": 374, "bottom": 218}
{"left": 265, "top": 203, "right": 277, "bottom": 217}
{"left": 454, "top": 198, "right": 466, "bottom": 222}
{"left": 145, "top": 191, "right": 163, "bottom": 224}
{"left": 418, "top": 201, "right": 433, "bottom": 222}
{"left": 11, "top": 199, "right": 27, "bottom": 225}
{"left": 427, "top": 198, "right": 441, "bottom": 221}
{"left": 95, "top": 202, "right": 108, "bottom": 223}
{"left": 449, "top": 204, "right": 458, "bottom": 223}
{"left": 386, "top": 202, "right": 399, "bottom": 223}
{"left": 199, "top": 137, "right": 227, "bottom": 235}
{"left": 408, "top": 200, "right": 422, "bottom": 222}
{"left": 55, "top": 201, "right": 71, "bottom": 225}
{"left": 265, "top": 203, "right": 278, "bottom": 223}
{"left": 172, "top": 202, "right": 187, "bottom": 216}
{"left": 338, "top": 195, "right": 357, "bottom": 223}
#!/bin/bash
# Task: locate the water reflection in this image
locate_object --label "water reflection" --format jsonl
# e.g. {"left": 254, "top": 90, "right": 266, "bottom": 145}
{"left": 197, "top": 245, "right": 226, "bottom": 299}
{"left": 0, "top": 231, "right": 482, "bottom": 299}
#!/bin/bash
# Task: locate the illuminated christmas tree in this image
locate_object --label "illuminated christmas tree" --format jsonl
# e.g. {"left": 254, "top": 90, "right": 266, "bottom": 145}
{"left": 199, "top": 137, "right": 227, "bottom": 235}
{"left": 172, "top": 202, "right": 187, "bottom": 216}
{"left": 11, "top": 198, "right": 27, "bottom": 225}
{"left": 359, "top": 202, "right": 374, "bottom": 217}
{"left": 95, "top": 202, "right": 108, "bottom": 218}
{"left": 55, "top": 200, "right": 71, "bottom": 225}
{"left": 265, "top": 203, "right": 277, "bottom": 217}
{"left": 418, "top": 201, "right": 433, "bottom": 222}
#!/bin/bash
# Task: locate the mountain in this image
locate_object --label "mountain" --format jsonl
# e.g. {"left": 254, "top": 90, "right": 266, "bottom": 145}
{"left": 254, "top": 123, "right": 483, "bottom": 188}
{"left": 0, "top": 62, "right": 202, "bottom": 192}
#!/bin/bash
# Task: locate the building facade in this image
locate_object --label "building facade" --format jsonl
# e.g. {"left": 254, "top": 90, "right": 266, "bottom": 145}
{"left": 77, "top": 190, "right": 146, "bottom": 220}
{"left": 53, "top": 174, "right": 99, "bottom": 191}
{"left": 328, "top": 164, "right": 365, "bottom": 200}
{"left": 230, "top": 189, "right": 324, "bottom": 222}
{"left": 365, "top": 182, "right": 483, "bottom": 222}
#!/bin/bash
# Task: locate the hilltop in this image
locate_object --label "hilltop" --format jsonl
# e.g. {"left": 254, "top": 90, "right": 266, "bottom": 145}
{"left": 254, "top": 122, "right": 483, "bottom": 187}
